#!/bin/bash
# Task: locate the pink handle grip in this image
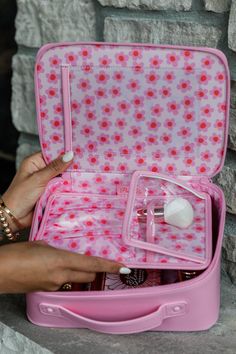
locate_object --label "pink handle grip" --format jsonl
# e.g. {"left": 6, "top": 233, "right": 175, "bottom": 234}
{"left": 39, "top": 301, "right": 187, "bottom": 334}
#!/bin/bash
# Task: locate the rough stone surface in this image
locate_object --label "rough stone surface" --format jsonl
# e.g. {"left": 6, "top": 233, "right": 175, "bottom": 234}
{"left": 229, "top": 109, "right": 236, "bottom": 151}
{"left": 0, "top": 272, "right": 236, "bottom": 353}
{"left": 104, "top": 18, "right": 222, "bottom": 47}
{"left": 11, "top": 54, "right": 37, "bottom": 135}
{"left": 214, "top": 150, "right": 236, "bottom": 214}
{"left": 231, "top": 81, "right": 236, "bottom": 109}
{"left": 223, "top": 259, "right": 236, "bottom": 285}
{"left": 227, "top": 50, "right": 236, "bottom": 81}
{"left": 204, "top": 0, "right": 231, "bottom": 13}
{"left": 223, "top": 213, "right": 236, "bottom": 264}
{"left": 0, "top": 322, "right": 51, "bottom": 354}
{"left": 16, "top": 134, "right": 41, "bottom": 168}
{"left": 98, "top": 0, "right": 192, "bottom": 11}
{"left": 15, "top": 0, "right": 96, "bottom": 47}
{"left": 228, "top": 0, "right": 236, "bottom": 52}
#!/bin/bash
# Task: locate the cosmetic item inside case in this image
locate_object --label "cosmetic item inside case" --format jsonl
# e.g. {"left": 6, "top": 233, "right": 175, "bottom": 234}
{"left": 40, "top": 172, "right": 220, "bottom": 294}
{"left": 35, "top": 173, "right": 212, "bottom": 270}
{"left": 59, "top": 268, "right": 203, "bottom": 292}
{"left": 122, "top": 172, "right": 212, "bottom": 269}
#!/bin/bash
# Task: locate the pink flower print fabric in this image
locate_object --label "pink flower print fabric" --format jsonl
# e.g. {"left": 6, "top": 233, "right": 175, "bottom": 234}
{"left": 32, "top": 44, "right": 228, "bottom": 269}
{"left": 35, "top": 43, "right": 228, "bottom": 177}
{"left": 33, "top": 174, "right": 211, "bottom": 269}
{"left": 35, "top": 193, "right": 208, "bottom": 268}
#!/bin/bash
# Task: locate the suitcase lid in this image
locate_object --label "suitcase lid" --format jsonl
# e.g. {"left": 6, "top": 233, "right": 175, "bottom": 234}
{"left": 35, "top": 42, "right": 230, "bottom": 178}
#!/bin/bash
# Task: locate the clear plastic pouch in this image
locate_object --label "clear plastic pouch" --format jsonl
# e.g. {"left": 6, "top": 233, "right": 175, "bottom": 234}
{"left": 122, "top": 171, "right": 212, "bottom": 269}
{"left": 36, "top": 172, "right": 212, "bottom": 269}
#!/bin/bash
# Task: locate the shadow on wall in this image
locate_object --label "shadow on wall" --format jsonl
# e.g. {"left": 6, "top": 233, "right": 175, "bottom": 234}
{"left": 0, "top": 0, "right": 18, "bottom": 194}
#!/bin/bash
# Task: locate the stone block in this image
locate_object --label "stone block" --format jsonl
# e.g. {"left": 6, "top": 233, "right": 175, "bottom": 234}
{"left": 231, "top": 81, "right": 236, "bottom": 109}
{"left": 223, "top": 213, "right": 236, "bottom": 263}
{"left": 0, "top": 322, "right": 52, "bottom": 354}
{"left": 98, "top": 0, "right": 192, "bottom": 11}
{"left": 214, "top": 150, "right": 236, "bottom": 214}
{"left": 16, "top": 134, "right": 41, "bottom": 168}
{"left": 104, "top": 17, "right": 223, "bottom": 47}
{"left": 15, "top": 0, "right": 96, "bottom": 47}
{"left": 11, "top": 54, "right": 37, "bottom": 135}
{"left": 227, "top": 50, "right": 236, "bottom": 81}
{"left": 222, "top": 259, "right": 236, "bottom": 285}
{"left": 228, "top": 0, "right": 236, "bottom": 52}
{"left": 204, "top": 0, "right": 231, "bottom": 13}
{"left": 229, "top": 109, "right": 236, "bottom": 151}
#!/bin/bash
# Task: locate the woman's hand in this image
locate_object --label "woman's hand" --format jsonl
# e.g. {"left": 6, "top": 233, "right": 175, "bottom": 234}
{"left": 0, "top": 151, "right": 131, "bottom": 294}
{"left": 0, "top": 241, "right": 127, "bottom": 293}
{"left": 2, "top": 151, "right": 74, "bottom": 232}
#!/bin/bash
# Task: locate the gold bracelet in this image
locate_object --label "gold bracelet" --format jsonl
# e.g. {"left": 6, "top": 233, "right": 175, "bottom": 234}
{"left": 60, "top": 283, "right": 72, "bottom": 291}
{"left": 0, "top": 207, "right": 19, "bottom": 241}
{"left": 0, "top": 197, "right": 24, "bottom": 230}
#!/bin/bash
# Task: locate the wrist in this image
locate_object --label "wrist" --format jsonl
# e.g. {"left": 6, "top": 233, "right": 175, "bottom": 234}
{"left": 0, "top": 209, "right": 19, "bottom": 241}
{"left": 0, "top": 194, "right": 24, "bottom": 234}
{"left": 2, "top": 211, "right": 19, "bottom": 233}
{"left": 1, "top": 192, "right": 26, "bottom": 228}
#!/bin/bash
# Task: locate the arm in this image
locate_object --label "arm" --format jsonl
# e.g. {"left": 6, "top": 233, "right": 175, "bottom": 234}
{"left": 0, "top": 152, "right": 130, "bottom": 293}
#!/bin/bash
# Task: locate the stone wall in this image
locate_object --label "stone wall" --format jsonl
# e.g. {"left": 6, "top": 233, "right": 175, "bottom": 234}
{"left": 13, "top": 0, "right": 236, "bottom": 282}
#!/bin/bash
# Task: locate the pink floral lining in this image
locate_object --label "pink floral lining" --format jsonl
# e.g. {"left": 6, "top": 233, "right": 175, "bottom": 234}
{"left": 36, "top": 43, "right": 228, "bottom": 177}
{"left": 32, "top": 172, "right": 211, "bottom": 269}
{"left": 32, "top": 43, "right": 229, "bottom": 270}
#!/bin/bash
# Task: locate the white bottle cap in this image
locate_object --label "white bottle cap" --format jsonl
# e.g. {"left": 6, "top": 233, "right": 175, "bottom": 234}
{"left": 164, "top": 198, "right": 194, "bottom": 229}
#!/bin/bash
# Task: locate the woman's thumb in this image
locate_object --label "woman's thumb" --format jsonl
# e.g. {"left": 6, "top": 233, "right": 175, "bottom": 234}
{"left": 36, "top": 151, "right": 74, "bottom": 184}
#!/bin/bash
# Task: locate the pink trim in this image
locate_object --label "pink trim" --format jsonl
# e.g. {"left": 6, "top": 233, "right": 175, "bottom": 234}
{"left": 29, "top": 178, "right": 62, "bottom": 241}
{"left": 61, "top": 65, "right": 73, "bottom": 153}
{"left": 34, "top": 60, "right": 48, "bottom": 164}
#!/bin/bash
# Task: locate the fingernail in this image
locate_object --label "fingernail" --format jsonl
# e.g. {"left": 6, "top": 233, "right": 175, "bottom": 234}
{"left": 119, "top": 267, "right": 132, "bottom": 275}
{"left": 62, "top": 151, "right": 74, "bottom": 163}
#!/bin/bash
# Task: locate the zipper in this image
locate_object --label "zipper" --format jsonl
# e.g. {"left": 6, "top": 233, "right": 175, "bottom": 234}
{"left": 177, "top": 175, "right": 212, "bottom": 184}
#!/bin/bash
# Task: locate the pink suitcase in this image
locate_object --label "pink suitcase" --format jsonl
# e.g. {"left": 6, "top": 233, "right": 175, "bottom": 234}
{"left": 26, "top": 42, "right": 229, "bottom": 334}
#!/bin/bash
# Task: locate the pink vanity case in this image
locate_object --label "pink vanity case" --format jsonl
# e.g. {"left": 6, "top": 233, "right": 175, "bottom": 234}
{"left": 27, "top": 42, "right": 229, "bottom": 334}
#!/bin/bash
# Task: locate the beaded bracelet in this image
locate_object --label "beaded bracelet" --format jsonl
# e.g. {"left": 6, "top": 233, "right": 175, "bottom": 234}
{"left": 0, "top": 207, "right": 19, "bottom": 241}
{"left": 0, "top": 197, "right": 24, "bottom": 230}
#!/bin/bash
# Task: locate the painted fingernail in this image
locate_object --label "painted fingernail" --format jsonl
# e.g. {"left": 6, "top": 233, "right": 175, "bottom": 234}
{"left": 119, "top": 267, "right": 132, "bottom": 275}
{"left": 62, "top": 151, "right": 74, "bottom": 163}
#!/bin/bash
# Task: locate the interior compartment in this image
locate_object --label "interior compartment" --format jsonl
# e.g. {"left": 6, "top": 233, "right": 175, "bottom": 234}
{"left": 59, "top": 268, "right": 204, "bottom": 292}
{"left": 32, "top": 173, "right": 219, "bottom": 276}
{"left": 57, "top": 180, "right": 221, "bottom": 293}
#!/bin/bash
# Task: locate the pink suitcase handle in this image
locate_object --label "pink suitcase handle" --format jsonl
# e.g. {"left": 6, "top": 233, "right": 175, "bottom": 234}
{"left": 39, "top": 301, "right": 187, "bottom": 334}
